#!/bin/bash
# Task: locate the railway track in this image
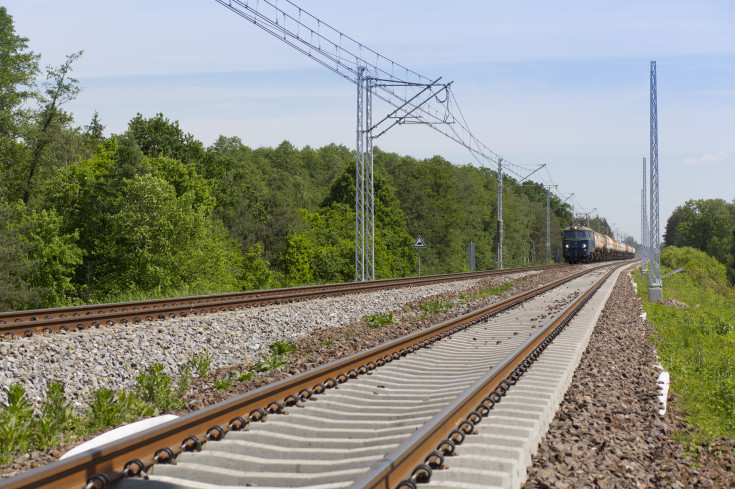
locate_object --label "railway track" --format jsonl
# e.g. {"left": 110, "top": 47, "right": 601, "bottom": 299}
{"left": 1, "top": 261, "right": 630, "bottom": 489}
{"left": 0, "top": 266, "right": 560, "bottom": 338}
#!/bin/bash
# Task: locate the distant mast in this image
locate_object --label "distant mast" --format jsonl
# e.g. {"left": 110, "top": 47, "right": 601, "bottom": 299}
{"left": 648, "top": 61, "right": 662, "bottom": 301}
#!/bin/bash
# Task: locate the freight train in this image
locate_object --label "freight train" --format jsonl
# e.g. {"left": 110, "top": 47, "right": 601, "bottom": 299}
{"left": 562, "top": 223, "right": 635, "bottom": 263}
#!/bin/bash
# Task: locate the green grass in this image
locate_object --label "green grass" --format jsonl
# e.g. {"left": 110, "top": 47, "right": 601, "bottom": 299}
{"left": 419, "top": 300, "right": 455, "bottom": 319}
{"left": 135, "top": 363, "right": 186, "bottom": 411}
{"left": 460, "top": 282, "right": 514, "bottom": 301}
{"left": 188, "top": 350, "right": 213, "bottom": 378}
{"left": 253, "top": 340, "right": 298, "bottom": 372}
{"left": 365, "top": 312, "right": 394, "bottom": 328}
{"left": 95, "top": 284, "right": 240, "bottom": 306}
{"left": 213, "top": 378, "right": 233, "bottom": 390}
{"left": 0, "top": 381, "right": 157, "bottom": 465}
{"left": 635, "top": 246, "right": 735, "bottom": 441}
{"left": 230, "top": 370, "right": 256, "bottom": 382}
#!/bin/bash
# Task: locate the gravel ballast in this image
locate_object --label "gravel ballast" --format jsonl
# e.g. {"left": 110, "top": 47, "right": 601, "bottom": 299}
{"left": 0, "top": 275, "right": 512, "bottom": 409}
{"left": 4, "top": 264, "right": 733, "bottom": 486}
{"left": 523, "top": 267, "right": 735, "bottom": 488}
{"left": 0, "top": 267, "right": 573, "bottom": 478}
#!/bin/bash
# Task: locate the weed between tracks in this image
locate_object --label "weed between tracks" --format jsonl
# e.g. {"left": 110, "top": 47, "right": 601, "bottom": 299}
{"left": 0, "top": 341, "right": 298, "bottom": 464}
{"left": 418, "top": 300, "right": 455, "bottom": 319}
{"left": 365, "top": 312, "right": 394, "bottom": 328}
{"left": 459, "top": 282, "right": 514, "bottom": 301}
{"left": 0, "top": 273, "right": 531, "bottom": 471}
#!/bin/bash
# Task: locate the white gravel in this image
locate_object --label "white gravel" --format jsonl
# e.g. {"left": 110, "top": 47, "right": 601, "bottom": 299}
{"left": 0, "top": 274, "right": 534, "bottom": 409}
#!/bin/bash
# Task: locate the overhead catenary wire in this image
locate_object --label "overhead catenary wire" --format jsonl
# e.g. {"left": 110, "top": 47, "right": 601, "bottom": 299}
{"left": 214, "top": 0, "right": 537, "bottom": 174}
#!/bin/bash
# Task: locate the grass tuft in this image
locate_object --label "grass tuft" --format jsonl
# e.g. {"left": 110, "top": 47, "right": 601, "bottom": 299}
{"left": 253, "top": 340, "right": 298, "bottom": 372}
{"left": 419, "top": 300, "right": 454, "bottom": 319}
{"left": 366, "top": 312, "right": 394, "bottom": 328}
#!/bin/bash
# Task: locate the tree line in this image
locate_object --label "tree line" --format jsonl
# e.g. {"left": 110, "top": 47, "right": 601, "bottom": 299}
{"left": 664, "top": 199, "right": 735, "bottom": 284}
{"left": 1, "top": 7, "right": 593, "bottom": 311}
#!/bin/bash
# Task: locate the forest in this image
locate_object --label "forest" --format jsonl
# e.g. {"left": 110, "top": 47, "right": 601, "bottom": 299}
{"left": 664, "top": 199, "right": 735, "bottom": 285}
{"left": 1, "top": 7, "right": 607, "bottom": 311}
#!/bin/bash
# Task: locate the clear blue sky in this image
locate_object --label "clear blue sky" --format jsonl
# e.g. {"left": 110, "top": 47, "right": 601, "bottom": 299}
{"left": 5, "top": 0, "right": 734, "bottom": 242}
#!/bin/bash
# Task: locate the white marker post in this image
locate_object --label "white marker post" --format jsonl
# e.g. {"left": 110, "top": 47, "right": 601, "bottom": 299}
{"left": 413, "top": 235, "right": 426, "bottom": 276}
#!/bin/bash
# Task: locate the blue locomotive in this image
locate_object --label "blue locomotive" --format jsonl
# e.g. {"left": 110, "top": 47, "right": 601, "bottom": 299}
{"left": 562, "top": 224, "right": 635, "bottom": 264}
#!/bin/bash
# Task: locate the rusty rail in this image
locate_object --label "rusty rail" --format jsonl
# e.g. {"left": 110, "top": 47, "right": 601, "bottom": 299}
{"left": 350, "top": 263, "right": 620, "bottom": 489}
{"left": 0, "top": 264, "right": 607, "bottom": 489}
{"left": 0, "top": 265, "right": 563, "bottom": 338}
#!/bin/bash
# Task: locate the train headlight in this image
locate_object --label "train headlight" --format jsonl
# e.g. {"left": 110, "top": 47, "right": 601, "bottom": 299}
{"left": 565, "top": 244, "right": 569, "bottom": 248}
{"left": 582, "top": 243, "right": 587, "bottom": 248}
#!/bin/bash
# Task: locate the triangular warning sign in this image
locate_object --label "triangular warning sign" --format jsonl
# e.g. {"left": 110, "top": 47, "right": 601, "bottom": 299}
{"left": 413, "top": 235, "right": 426, "bottom": 248}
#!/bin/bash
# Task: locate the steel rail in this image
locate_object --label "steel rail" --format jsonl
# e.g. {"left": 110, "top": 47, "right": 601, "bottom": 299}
{"left": 0, "top": 264, "right": 608, "bottom": 489}
{"left": 350, "top": 263, "right": 621, "bottom": 489}
{"left": 0, "top": 265, "right": 563, "bottom": 338}
{"left": 0, "top": 264, "right": 607, "bottom": 489}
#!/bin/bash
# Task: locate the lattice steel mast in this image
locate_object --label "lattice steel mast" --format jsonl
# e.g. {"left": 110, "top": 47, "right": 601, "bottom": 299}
{"left": 497, "top": 158, "right": 503, "bottom": 269}
{"left": 648, "top": 61, "right": 662, "bottom": 300}
{"left": 213, "top": 0, "right": 544, "bottom": 279}
{"left": 354, "top": 68, "right": 373, "bottom": 281}
{"left": 494, "top": 160, "right": 547, "bottom": 270}
{"left": 641, "top": 157, "right": 649, "bottom": 273}
{"left": 545, "top": 185, "right": 558, "bottom": 265}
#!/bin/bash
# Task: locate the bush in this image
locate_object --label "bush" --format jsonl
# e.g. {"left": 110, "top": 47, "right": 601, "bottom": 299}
{"left": 661, "top": 246, "right": 730, "bottom": 294}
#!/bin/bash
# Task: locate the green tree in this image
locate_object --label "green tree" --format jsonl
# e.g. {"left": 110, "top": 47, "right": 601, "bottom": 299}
{"left": 238, "top": 243, "right": 280, "bottom": 290}
{"left": 43, "top": 133, "right": 258, "bottom": 301}
{"left": 665, "top": 199, "right": 735, "bottom": 284}
{"left": 281, "top": 205, "right": 353, "bottom": 286}
{"left": 677, "top": 199, "right": 734, "bottom": 268}
{"left": 0, "top": 7, "right": 40, "bottom": 198}
{"left": 85, "top": 111, "right": 105, "bottom": 141}
{"left": 282, "top": 162, "right": 415, "bottom": 285}
{"left": 0, "top": 200, "right": 40, "bottom": 310}
{"left": 19, "top": 208, "right": 82, "bottom": 307}
{"left": 0, "top": 199, "right": 80, "bottom": 310}
{"left": 664, "top": 205, "right": 686, "bottom": 247}
{"left": 127, "top": 113, "right": 204, "bottom": 164}
{"left": 21, "top": 51, "right": 83, "bottom": 204}
{"left": 96, "top": 173, "right": 240, "bottom": 296}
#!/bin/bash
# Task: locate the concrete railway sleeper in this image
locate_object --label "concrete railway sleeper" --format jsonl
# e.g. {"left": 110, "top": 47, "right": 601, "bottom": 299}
{"left": 0, "top": 262, "right": 626, "bottom": 489}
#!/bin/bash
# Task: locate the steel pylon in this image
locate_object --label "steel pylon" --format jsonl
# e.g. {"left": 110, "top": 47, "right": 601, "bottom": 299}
{"left": 649, "top": 61, "right": 662, "bottom": 298}
{"left": 641, "top": 157, "right": 649, "bottom": 273}
{"left": 496, "top": 158, "right": 503, "bottom": 270}
{"left": 355, "top": 67, "right": 375, "bottom": 281}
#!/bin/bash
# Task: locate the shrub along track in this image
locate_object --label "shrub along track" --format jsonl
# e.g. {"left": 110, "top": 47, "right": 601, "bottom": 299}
{"left": 0, "top": 264, "right": 617, "bottom": 489}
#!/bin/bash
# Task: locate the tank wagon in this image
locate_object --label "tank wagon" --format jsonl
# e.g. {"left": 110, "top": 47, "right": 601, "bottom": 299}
{"left": 562, "top": 224, "right": 635, "bottom": 263}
